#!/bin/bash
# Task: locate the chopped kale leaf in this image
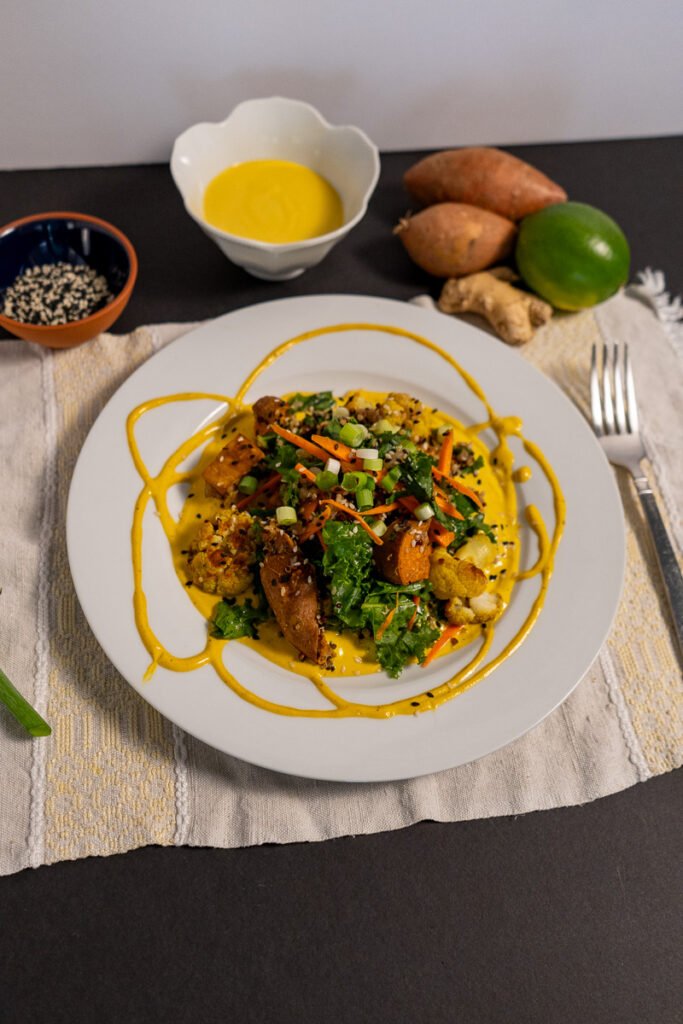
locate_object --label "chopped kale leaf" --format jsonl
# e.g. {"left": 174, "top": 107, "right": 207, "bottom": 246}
{"left": 212, "top": 599, "right": 268, "bottom": 640}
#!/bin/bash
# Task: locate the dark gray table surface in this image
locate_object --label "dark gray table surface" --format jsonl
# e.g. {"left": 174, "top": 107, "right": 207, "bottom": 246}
{"left": 1, "top": 137, "right": 681, "bottom": 1024}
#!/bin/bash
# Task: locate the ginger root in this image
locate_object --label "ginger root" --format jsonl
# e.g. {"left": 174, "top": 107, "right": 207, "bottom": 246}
{"left": 438, "top": 267, "right": 553, "bottom": 345}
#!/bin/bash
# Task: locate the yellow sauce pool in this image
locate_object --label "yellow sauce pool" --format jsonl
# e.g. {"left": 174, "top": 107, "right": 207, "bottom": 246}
{"left": 203, "top": 159, "right": 344, "bottom": 243}
{"left": 127, "top": 321, "right": 566, "bottom": 719}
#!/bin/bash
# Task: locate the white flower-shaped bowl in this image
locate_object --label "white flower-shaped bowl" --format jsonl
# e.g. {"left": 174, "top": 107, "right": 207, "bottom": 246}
{"left": 170, "top": 97, "right": 380, "bottom": 281}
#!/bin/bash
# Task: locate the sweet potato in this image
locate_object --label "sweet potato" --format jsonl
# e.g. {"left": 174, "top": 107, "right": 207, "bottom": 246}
{"left": 260, "top": 526, "right": 328, "bottom": 664}
{"left": 202, "top": 433, "right": 263, "bottom": 496}
{"left": 404, "top": 147, "right": 567, "bottom": 221}
{"left": 374, "top": 520, "right": 432, "bottom": 585}
{"left": 394, "top": 203, "right": 516, "bottom": 278}
{"left": 252, "top": 395, "right": 289, "bottom": 435}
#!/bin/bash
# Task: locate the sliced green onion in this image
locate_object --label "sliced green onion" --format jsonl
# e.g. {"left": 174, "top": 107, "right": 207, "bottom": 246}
{"left": 276, "top": 506, "right": 298, "bottom": 526}
{"left": 414, "top": 502, "right": 435, "bottom": 521}
{"left": 371, "top": 418, "right": 398, "bottom": 435}
{"left": 362, "top": 458, "right": 383, "bottom": 472}
{"left": 0, "top": 667, "right": 51, "bottom": 737}
{"left": 342, "top": 471, "right": 364, "bottom": 491}
{"left": 356, "top": 488, "right": 374, "bottom": 510}
{"left": 379, "top": 466, "right": 402, "bottom": 492}
{"left": 315, "top": 470, "right": 338, "bottom": 492}
{"left": 324, "top": 457, "right": 341, "bottom": 476}
{"left": 436, "top": 424, "right": 452, "bottom": 438}
{"left": 237, "top": 474, "right": 258, "bottom": 495}
{"left": 332, "top": 406, "right": 350, "bottom": 420}
{"left": 356, "top": 447, "right": 378, "bottom": 460}
{"left": 339, "top": 422, "right": 368, "bottom": 448}
{"left": 366, "top": 519, "right": 388, "bottom": 538}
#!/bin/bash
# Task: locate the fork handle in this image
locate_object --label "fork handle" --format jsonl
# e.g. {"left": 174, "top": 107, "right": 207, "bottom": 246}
{"left": 634, "top": 477, "right": 683, "bottom": 658}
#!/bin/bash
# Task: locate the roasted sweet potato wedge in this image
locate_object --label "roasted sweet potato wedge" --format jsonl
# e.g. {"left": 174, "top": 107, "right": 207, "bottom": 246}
{"left": 252, "top": 395, "right": 289, "bottom": 435}
{"left": 202, "top": 434, "right": 264, "bottom": 497}
{"left": 374, "top": 520, "right": 432, "bottom": 585}
{"left": 260, "top": 526, "right": 328, "bottom": 665}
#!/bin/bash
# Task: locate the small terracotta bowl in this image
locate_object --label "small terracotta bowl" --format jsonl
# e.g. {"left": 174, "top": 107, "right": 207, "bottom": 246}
{"left": 0, "top": 212, "right": 138, "bottom": 348}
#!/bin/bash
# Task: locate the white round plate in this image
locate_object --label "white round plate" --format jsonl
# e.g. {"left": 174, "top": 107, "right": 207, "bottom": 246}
{"left": 66, "top": 295, "right": 624, "bottom": 782}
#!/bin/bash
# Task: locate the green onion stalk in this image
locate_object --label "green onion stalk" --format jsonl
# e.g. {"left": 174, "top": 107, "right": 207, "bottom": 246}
{"left": 0, "top": 667, "right": 51, "bottom": 737}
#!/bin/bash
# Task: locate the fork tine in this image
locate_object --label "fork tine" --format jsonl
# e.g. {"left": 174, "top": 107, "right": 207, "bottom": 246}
{"left": 624, "top": 343, "right": 639, "bottom": 434}
{"left": 614, "top": 343, "right": 628, "bottom": 434}
{"left": 590, "top": 344, "right": 604, "bottom": 436}
{"left": 601, "top": 343, "right": 616, "bottom": 434}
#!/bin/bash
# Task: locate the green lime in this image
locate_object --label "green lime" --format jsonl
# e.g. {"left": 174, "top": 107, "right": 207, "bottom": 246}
{"left": 516, "top": 202, "right": 630, "bottom": 310}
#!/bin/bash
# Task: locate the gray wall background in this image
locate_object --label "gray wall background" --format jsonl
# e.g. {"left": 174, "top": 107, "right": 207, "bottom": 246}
{"left": 2, "top": 0, "right": 682, "bottom": 169}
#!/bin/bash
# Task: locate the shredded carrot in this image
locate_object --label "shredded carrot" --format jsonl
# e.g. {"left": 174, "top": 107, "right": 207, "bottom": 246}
{"left": 271, "top": 423, "right": 329, "bottom": 463}
{"left": 311, "top": 434, "right": 363, "bottom": 471}
{"left": 434, "top": 489, "right": 465, "bottom": 521}
{"left": 429, "top": 519, "right": 455, "bottom": 547}
{"left": 437, "top": 429, "right": 454, "bottom": 474}
{"left": 298, "top": 496, "right": 318, "bottom": 522}
{"left": 299, "top": 504, "right": 331, "bottom": 542}
{"left": 400, "top": 490, "right": 464, "bottom": 523}
{"left": 322, "top": 499, "right": 385, "bottom": 545}
{"left": 407, "top": 596, "right": 420, "bottom": 631}
{"left": 432, "top": 466, "right": 483, "bottom": 508}
{"left": 311, "top": 434, "right": 353, "bottom": 461}
{"left": 295, "top": 462, "right": 317, "bottom": 484}
{"left": 376, "top": 595, "right": 399, "bottom": 641}
{"left": 398, "top": 495, "right": 419, "bottom": 513}
{"left": 235, "top": 473, "right": 280, "bottom": 510}
{"left": 421, "top": 624, "right": 462, "bottom": 667}
{"left": 358, "top": 502, "right": 399, "bottom": 516}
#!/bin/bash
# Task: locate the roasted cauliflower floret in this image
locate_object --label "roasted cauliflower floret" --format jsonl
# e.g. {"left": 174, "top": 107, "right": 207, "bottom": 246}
{"left": 444, "top": 592, "right": 506, "bottom": 626}
{"left": 469, "top": 592, "right": 506, "bottom": 622}
{"left": 346, "top": 392, "right": 422, "bottom": 428}
{"left": 454, "top": 534, "right": 498, "bottom": 570}
{"left": 381, "top": 392, "right": 423, "bottom": 427}
{"left": 186, "top": 511, "right": 257, "bottom": 596}
{"left": 444, "top": 598, "right": 476, "bottom": 626}
{"left": 429, "top": 550, "right": 487, "bottom": 601}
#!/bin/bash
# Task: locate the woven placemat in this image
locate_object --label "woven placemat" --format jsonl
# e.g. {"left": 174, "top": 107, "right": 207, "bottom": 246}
{"left": 1, "top": 276, "right": 680, "bottom": 876}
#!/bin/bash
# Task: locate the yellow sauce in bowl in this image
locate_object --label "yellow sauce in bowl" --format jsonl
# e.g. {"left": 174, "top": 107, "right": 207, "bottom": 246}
{"left": 127, "top": 321, "right": 566, "bottom": 719}
{"left": 203, "top": 159, "right": 344, "bottom": 243}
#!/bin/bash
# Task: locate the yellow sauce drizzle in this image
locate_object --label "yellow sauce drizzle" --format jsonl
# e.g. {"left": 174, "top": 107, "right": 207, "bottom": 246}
{"left": 127, "top": 322, "right": 566, "bottom": 718}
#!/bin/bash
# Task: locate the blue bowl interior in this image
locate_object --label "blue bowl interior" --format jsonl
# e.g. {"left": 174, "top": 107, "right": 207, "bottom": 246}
{"left": 0, "top": 217, "right": 131, "bottom": 307}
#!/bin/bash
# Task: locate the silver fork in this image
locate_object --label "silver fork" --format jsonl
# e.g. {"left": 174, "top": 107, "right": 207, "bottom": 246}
{"left": 591, "top": 342, "right": 683, "bottom": 657}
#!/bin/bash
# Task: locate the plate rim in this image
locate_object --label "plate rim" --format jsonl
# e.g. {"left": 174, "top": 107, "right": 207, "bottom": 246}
{"left": 66, "top": 293, "right": 626, "bottom": 782}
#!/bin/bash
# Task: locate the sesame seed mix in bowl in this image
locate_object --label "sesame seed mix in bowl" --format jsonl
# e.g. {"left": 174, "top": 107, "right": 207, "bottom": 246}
{"left": 2, "top": 262, "right": 113, "bottom": 326}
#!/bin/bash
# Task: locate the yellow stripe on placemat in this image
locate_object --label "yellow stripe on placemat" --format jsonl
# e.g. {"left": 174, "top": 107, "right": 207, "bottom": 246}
{"left": 42, "top": 329, "right": 177, "bottom": 866}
